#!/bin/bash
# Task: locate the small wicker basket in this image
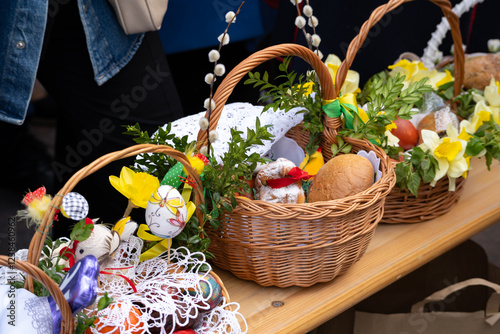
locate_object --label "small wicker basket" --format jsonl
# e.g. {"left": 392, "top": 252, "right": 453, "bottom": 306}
{"left": 336, "top": 0, "right": 467, "bottom": 224}
{"left": 196, "top": 43, "right": 396, "bottom": 288}
{"left": 4, "top": 144, "right": 232, "bottom": 334}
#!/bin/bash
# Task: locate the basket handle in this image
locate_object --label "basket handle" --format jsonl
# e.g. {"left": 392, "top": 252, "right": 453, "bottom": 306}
{"left": 0, "top": 255, "right": 74, "bottom": 334}
{"left": 336, "top": 0, "right": 464, "bottom": 98}
{"left": 25, "top": 144, "right": 204, "bottom": 291}
{"left": 196, "top": 43, "right": 336, "bottom": 147}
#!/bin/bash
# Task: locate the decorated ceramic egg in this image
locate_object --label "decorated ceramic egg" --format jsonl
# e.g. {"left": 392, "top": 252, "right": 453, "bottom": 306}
{"left": 189, "top": 272, "right": 223, "bottom": 309}
{"left": 145, "top": 185, "right": 187, "bottom": 238}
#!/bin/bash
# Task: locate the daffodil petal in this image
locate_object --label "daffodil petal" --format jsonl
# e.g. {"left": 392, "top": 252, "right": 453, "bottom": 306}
{"left": 121, "top": 166, "right": 135, "bottom": 185}
{"left": 109, "top": 175, "right": 130, "bottom": 199}
{"left": 447, "top": 157, "right": 468, "bottom": 178}
{"left": 484, "top": 77, "right": 500, "bottom": 106}
{"left": 325, "top": 54, "right": 341, "bottom": 66}
{"left": 420, "top": 129, "right": 441, "bottom": 151}
{"left": 434, "top": 158, "right": 449, "bottom": 182}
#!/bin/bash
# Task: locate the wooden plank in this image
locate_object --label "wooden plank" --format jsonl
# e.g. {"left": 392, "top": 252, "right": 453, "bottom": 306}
{"left": 216, "top": 159, "right": 500, "bottom": 334}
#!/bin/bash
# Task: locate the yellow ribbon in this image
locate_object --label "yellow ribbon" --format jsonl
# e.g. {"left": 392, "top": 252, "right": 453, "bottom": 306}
{"left": 137, "top": 224, "right": 172, "bottom": 261}
{"left": 113, "top": 216, "right": 130, "bottom": 235}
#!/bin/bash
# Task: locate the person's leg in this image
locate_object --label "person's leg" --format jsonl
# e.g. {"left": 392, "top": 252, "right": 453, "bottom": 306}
{"left": 38, "top": 1, "right": 183, "bottom": 237}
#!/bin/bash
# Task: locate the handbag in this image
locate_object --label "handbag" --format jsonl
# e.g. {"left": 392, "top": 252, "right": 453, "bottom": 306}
{"left": 354, "top": 278, "right": 500, "bottom": 334}
{"left": 107, "top": 0, "right": 169, "bottom": 35}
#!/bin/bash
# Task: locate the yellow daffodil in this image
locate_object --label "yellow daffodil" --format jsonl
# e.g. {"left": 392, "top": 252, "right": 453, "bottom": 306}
{"left": 325, "top": 54, "right": 360, "bottom": 95}
{"left": 110, "top": 166, "right": 160, "bottom": 209}
{"left": 299, "top": 82, "right": 315, "bottom": 96}
{"left": 388, "top": 59, "right": 453, "bottom": 90}
{"left": 419, "top": 129, "right": 468, "bottom": 191}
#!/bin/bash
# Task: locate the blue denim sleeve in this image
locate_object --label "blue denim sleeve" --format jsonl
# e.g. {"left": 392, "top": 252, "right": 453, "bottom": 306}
{"left": 0, "top": 1, "right": 48, "bottom": 125}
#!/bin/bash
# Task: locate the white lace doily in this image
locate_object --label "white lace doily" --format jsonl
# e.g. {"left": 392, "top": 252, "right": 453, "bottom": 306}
{"left": 163, "top": 102, "right": 305, "bottom": 163}
{"left": 87, "top": 243, "right": 248, "bottom": 334}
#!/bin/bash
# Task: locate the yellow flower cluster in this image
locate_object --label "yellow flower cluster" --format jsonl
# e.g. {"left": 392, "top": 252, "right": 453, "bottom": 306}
{"left": 388, "top": 59, "right": 453, "bottom": 90}
{"left": 419, "top": 77, "right": 500, "bottom": 190}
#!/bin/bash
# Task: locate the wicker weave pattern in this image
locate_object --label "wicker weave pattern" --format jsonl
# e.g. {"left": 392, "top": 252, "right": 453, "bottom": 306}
{"left": 335, "top": 0, "right": 466, "bottom": 224}
{"left": 382, "top": 176, "right": 466, "bottom": 224}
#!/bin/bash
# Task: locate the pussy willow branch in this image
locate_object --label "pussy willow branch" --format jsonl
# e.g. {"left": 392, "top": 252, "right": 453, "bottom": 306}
{"left": 293, "top": 0, "right": 319, "bottom": 57}
{"left": 206, "top": 1, "right": 245, "bottom": 156}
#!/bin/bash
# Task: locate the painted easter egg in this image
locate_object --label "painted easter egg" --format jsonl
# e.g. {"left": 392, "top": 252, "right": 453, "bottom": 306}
{"left": 188, "top": 272, "right": 223, "bottom": 309}
{"left": 145, "top": 185, "right": 187, "bottom": 239}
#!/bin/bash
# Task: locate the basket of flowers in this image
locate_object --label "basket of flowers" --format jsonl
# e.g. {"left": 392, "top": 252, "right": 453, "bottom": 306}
{"left": 335, "top": 0, "right": 500, "bottom": 224}
{"left": 0, "top": 144, "right": 247, "bottom": 334}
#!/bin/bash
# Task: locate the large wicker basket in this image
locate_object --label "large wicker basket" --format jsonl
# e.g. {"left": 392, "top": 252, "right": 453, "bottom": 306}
{"left": 196, "top": 43, "right": 396, "bottom": 287}
{"left": 336, "top": 0, "right": 467, "bottom": 224}
{"left": 4, "top": 144, "right": 231, "bottom": 334}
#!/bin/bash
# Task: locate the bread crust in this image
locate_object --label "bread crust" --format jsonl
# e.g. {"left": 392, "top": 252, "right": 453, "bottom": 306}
{"left": 308, "top": 154, "right": 374, "bottom": 202}
{"left": 464, "top": 53, "right": 500, "bottom": 90}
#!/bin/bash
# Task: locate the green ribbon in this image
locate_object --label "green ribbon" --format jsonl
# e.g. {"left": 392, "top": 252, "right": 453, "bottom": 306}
{"left": 322, "top": 99, "right": 359, "bottom": 130}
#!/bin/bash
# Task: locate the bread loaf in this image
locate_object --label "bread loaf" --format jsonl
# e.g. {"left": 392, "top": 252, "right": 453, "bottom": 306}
{"left": 255, "top": 158, "right": 305, "bottom": 204}
{"left": 464, "top": 53, "right": 500, "bottom": 90}
{"left": 307, "top": 154, "right": 374, "bottom": 202}
{"left": 416, "top": 107, "right": 459, "bottom": 144}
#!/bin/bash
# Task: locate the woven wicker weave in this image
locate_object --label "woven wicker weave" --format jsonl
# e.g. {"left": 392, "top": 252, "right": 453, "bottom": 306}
{"left": 8, "top": 144, "right": 233, "bottom": 333}
{"left": 337, "top": 0, "right": 467, "bottom": 224}
{"left": 196, "top": 43, "right": 396, "bottom": 287}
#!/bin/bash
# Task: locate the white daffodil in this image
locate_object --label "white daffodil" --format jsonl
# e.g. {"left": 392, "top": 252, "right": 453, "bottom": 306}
{"left": 324, "top": 54, "right": 360, "bottom": 96}
{"left": 471, "top": 78, "right": 500, "bottom": 123}
{"left": 385, "top": 129, "right": 400, "bottom": 147}
{"left": 419, "top": 129, "right": 468, "bottom": 191}
{"left": 473, "top": 100, "right": 499, "bottom": 126}
{"left": 483, "top": 77, "right": 500, "bottom": 108}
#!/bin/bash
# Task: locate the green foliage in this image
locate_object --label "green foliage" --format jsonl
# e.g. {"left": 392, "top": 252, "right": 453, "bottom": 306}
{"left": 330, "top": 136, "right": 352, "bottom": 157}
{"left": 174, "top": 118, "right": 273, "bottom": 256}
{"left": 123, "top": 122, "right": 190, "bottom": 179}
{"left": 70, "top": 219, "right": 93, "bottom": 241}
{"left": 436, "top": 82, "right": 482, "bottom": 120}
{"left": 466, "top": 118, "right": 500, "bottom": 169}
{"left": 75, "top": 293, "right": 113, "bottom": 334}
{"left": 340, "top": 73, "right": 432, "bottom": 152}
{"left": 394, "top": 147, "right": 440, "bottom": 196}
{"left": 127, "top": 118, "right": 273, "bottom": 258}
{"left": 245, "top": 57, "right": 324, "bottom": 145}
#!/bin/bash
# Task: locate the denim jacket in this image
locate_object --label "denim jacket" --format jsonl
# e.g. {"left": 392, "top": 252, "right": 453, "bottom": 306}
{"left": 0, "top": 0, "right": 143, "bottom": 125}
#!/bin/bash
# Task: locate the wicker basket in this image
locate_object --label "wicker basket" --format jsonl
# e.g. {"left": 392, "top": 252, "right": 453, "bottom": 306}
{"left": 5, "top": 144, "right": 232, "bottom": 333}
{"left": 336, "top": 0, "right": 467, "bottom": 224}
{"left": 196, "top": 43, "right": 396, "bottom": 287}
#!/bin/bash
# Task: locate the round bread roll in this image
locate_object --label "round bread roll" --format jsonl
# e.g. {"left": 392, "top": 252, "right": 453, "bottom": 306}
{"left": 307, "top": 154, "right": 374, "bottom": 202}
{"left": 255, "top": 158, "right": 305, "bottom": 204}
{"left": 463, "top": 53, "right": 500, "bottom": 90}
{"left": 416, "top": 107, "right": 459, "bottom": 144}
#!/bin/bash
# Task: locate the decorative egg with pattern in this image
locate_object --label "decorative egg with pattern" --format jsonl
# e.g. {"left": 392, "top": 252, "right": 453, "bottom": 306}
{"left": 145, "top": 185, "right": 187, "bottom": 238}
